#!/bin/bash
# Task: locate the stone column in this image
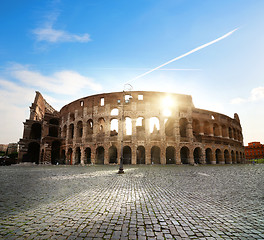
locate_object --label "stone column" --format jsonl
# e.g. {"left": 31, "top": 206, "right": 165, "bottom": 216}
{"left": 131, "top": 146, "right": 137, "bottom": 165}
{"left": 211, "top": 150, "right": 216, "bottom": 164}
{"left": 176, "top": 146, "right": 181, "bottom": 164}
{"left": 219, "top": 151, "right": 225, "bottom": 164}
{"left": 81, "top": 147, "right": 85, "bottom": 165}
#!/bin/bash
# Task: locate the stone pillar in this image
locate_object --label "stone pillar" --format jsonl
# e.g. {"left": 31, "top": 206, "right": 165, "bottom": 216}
{"left": 219, "top": 151, "right": 225, "bottom": 164}
{"left": 189, "top": 149, "right": 194, "bottom": 165}
{"left": 209, "top": 124, "right": 214, "bottom": 136}
{"left": 91, "top": 147, "right": 96, "bottom": 164}
{"left": 81, "top": 147, "right": 85, "bottom": 165}
{"left": 175, "top": 147, "right": 181, "bottom": 165}
{"left": 211, "top": 150, "right": 216, "bottom": 164}
{"left": 131, "top": 146, "right": 136, "bottom": 165}
{"left": 199, "top": 122, "right": 204, "bottom": 135}
{"left": 200, "top": 149, "right": 206, "bottom": 164}
{"left": 104, "top": 147, "right": 109, "bottom": 165}
{"left": 145, "top": 146, "right": 151, "bottom": 164}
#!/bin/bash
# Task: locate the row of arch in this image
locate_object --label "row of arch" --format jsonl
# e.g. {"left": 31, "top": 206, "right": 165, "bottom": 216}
{"left": 63, "top": 145, "right": 245, "bottom": 165}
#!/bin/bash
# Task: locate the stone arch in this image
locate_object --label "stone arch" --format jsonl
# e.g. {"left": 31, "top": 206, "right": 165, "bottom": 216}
{"left": 193, "top": 147, "right": 202, "bottom": 164}
{"left": 62, "top": 125, "right": 67, "bottom": 138}
{"left": 136, "top": 117, "right": 145, "bottom": 134}
{"left": 25, "top": 142, "right": 40, "bottom": 164}
{"left": 30, "top": 123, "right": 41, "bottom": 140}
{"left": 179, "top": 118, "right": 188, "bottom": 137}
{"left": 149, "top": 117, "right": 160, "bottom": 133}
{"left": 215, "top": 149, "right": 222, "bottom": 164}
{"left": 204, "top": 121, "right": 210, "bottom": 135}
{"left": 180, "top": 146, "right": 189, "bottom": 164}
{"left": 213, "top": 123, "right": 220, "bottom": 137}
{"left": 61, "top": 149, "right": 66, "bottom": 164}
{"left": 165, "top": 118, "right": 174, "bottom": 137}
{"left": 222, "top": 125, "right": 228, "bottom": 138}
{"left": 85, "top": 147, "right": 91, "bottom": 164}
{"left": 231, "top": 150, "right": 235, "bottom": 164}
{"left": 49, "top": 118, "right": 59, "bottom": 125}
{"left": 69, "top": 123, "right": 74, "bottom": 139}
{"left": 166, "top": 146, "right": 175, "bottom": 164}
{"left": 205, "top": 148, "right": 213, "bottom": 164}
{"left": 111, "top": 108, "right": 119, "bottom": 116}
{"left": 75, "top": 147, "right": 81, "bottom": 164}
{"left": 137, "top": 146, "right": 145, "bottom": 164}
{"left": 236, "top": 151, "right": 240, "bottom": 163}
{"left": 98, "top": 118, "right": 105, "bottom": 133}
{"left": 51, "top": 140, "right": 61, "bottom": 164}
{"left": 224, "top": 149, "right": 230, "bottom": 164}
{"left": 123, "top": 146, "right": 132, "bottom": 164}
{"left": 67, "top": 148, "right": 73, "bottom": 165}
{"left": 70, "top": 113, "right": 75, "bottom": 122}
{"left": 49, "top": 126, "right": 58, "bottom": 137}
{"left": 151, "top": 146, "right": 161, "bottom": 164}
{"left": 192, "top": 119, "right": 200, "bottom": 136}
{"left": 110, "top": 119, "right": 118, "bottom": 136}
{"left": 77, "top": 121, "right": 83, "bottom": 138}
{"left": 96, "top": 146, "right": 104, "bottom": 164}
{"left": 109, "top": 146, "right": 118, "bottom": 164}
{"left": 125, "top": 117, "right": 132, "bottom": 135}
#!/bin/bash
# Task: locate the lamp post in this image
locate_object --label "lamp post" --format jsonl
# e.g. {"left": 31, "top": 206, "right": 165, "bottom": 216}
{"left": 118, "top": 84, "right": 132, "bottom": 174}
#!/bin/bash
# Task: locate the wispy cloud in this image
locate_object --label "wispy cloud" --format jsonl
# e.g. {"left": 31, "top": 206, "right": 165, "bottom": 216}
{"left": 10, "top": 64, "right": 102, "bottom": 94}
{"left": 32, "top": 11, "right": 90, "bottom": 43}
{"left": 127, "top": 28, "right": 238, "bottom": 84}
{"left": 231, "top": 86, "right": 264, "bottom": 104}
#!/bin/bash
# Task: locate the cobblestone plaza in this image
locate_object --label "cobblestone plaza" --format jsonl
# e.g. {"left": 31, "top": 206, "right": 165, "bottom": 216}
{"left": 0, "top": 165, "right": 263, "bottom": 239}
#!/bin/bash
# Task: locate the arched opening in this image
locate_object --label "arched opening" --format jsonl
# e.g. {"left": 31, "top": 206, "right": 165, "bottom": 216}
{"left": 109, "top": 146, "right": 118, "bottom": 164}
{"left": 62, "top": 125, "right": 67, "bottom": 138}
{"left": 137, "top": 146, "right": 145, "bottom": 164}
{"left": 85, "top": 147, "right": 91, "bottom": 164}
{"left": 77, "top": 121, "right": 83, "bottom": 138}
{"left": 224, "top": 150, "right": 230, "bottom": 164}
{"left": 49, "top": 118, "right": 59, "bottom": 125}
{"left": 151, "top": 146, "right": 160, "bottom": 164}
{"left": 61, "top": 149, "right": 66, "bottom": 164}
{"left": 180, "top": 146, "right": 189, "bottom": 164}
{"left": 165, "top": 118, "right": 174, "bottom": 137}
{"left": 30, "top": 123, "right": 41, "bottom": 139}
{"left": 51, "top": 140, "right": 61, "bottom": 164}
{"left": 240, "top": 152, "right": 243, "bottom": 163}
{"left": 213, "top": 123, "right": 220, "bottom": 137}
{"left": 49, "top": 126, "right": 58, "bottom": 137}
{"left": 96, "top": 147, "right": 104, "bottom": 164}
{"left": 179, "top": 118, "right": 188, "bottom": 137}
{"left": 67, "top": 148, "right": 73, "bottom": 165}
{"left": 193, "top": 147, "right": 202, "bottom": 164}
{"left": 26, "top": 142, "right": 40, "bottom": 164}
{"left": 69, "top": 124, "right": 74, "bottom": 139}
{"left": 215, "top": 149, "right": 221, "bottom": 164}
{"left": 70, "top": 113, "right": 75, "bottom": 122}
{"left": 87, "top": 119, "right": 93, "bottom": 135}
{"left": 123, "top": 146, "right": 131, "bottom": 164}
{"left": 204, "top": 121, "right": 210, "bottom": 135}
{"left": 125, "top": 117, "right": 132, "bottom": 135}
{"left": 236, "top": 151, "right": 240, "bottom": 163}
{"left": 192, "top": 119, "right": 200, "bottom": 136}
{"left": 231, "top": 150, "right": 235, "bottom": 164}
{"left": 166, "top": 146, "right": 175, "bottom": 164}
{"left": 229, "top": 127, "right": 233, "bottom": 139}
{"left": 110, "top": 119, "right": 118, "bottom": 136}
{"left": 75, "top": 147, "right": 81, "bottom": 164}
{"left": 111, "top": 108, "right": 119, "bottom": 116}
{"left": 149, "top": 117, "right": 160, "bottom": 133}
{"left": 222, "top": 125, "right": 228, "bottom": 138}
{"left": 98, "top": 118, "right": 105, "bottom": 134}
{"left": 233, "top": 129, "right": 237, "bottom": 140}
{"left": 136, "top": 117, "right": 145, "bottom": 134}
{"left": 205, "top": 148, "right": 212, "bottom": 164}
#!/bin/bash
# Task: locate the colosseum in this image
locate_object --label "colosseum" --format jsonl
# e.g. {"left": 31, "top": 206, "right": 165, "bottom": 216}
{"left": 18, "top": 91, "right": 245, "bottom": 165}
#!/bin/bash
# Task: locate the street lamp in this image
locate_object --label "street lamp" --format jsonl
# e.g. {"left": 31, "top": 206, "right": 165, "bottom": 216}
{"left": 118, "top": 84, "right": 132, "bottom": 174}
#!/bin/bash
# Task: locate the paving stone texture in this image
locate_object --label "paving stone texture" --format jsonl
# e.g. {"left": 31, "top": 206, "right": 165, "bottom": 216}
{"left": 0, "top": 164, "right": 263, "bottom": 239}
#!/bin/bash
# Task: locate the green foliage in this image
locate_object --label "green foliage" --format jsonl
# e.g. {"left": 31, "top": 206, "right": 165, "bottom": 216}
{"left": 250, "top": 159, "right": 264, "bottom": 164}
{"left": 0, "top": 151, "right": 5, "bottom": 156}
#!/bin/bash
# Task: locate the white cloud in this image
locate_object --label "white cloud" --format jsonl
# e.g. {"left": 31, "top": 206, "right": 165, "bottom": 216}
{"left": 10, "top": 64, "right": 102, "bottom": 95}
{"left": 33, "top": 26, "right": 90, "bottom": 43}
{"left": 231, "top": 86, "right": 264, "bottom": 104}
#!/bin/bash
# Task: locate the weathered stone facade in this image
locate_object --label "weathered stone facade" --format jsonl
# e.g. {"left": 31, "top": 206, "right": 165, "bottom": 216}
{"left": 19, "top": 91, "right": 245, "bottom": 165}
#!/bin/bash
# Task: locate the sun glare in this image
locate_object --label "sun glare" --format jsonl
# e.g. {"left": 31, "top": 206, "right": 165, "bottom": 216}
{"left": 163, "top": 109, "right": 171, "bottom": 117}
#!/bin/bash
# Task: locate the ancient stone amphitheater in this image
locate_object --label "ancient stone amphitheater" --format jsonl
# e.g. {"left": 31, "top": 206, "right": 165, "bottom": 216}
{"left": 19, "top": 91, "right": 245, "bottom": 165}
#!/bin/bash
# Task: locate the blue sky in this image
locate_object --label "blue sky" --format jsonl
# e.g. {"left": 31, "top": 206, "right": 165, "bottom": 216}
{"left": 0, "top": 0, "right": 264, "bottom": 145}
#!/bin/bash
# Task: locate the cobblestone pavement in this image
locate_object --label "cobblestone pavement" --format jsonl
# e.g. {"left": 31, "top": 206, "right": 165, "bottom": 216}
{"left": 0, "top": 164, "right": 263, "bottom": 239}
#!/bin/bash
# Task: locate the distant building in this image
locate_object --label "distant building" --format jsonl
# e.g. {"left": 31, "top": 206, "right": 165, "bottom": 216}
{"left": 245, "top": 142, "right": 264, "bottom": 160}
{"left": 7, "top": 143, "right": 18, "bottom": 155}
{"left": 0, "top": 144, "right": 8, "bottom": 153}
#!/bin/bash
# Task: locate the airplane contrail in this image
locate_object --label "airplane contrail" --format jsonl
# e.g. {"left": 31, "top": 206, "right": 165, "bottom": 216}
{"left": 126, "top": 28, "right": 238, "bottom": 84}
